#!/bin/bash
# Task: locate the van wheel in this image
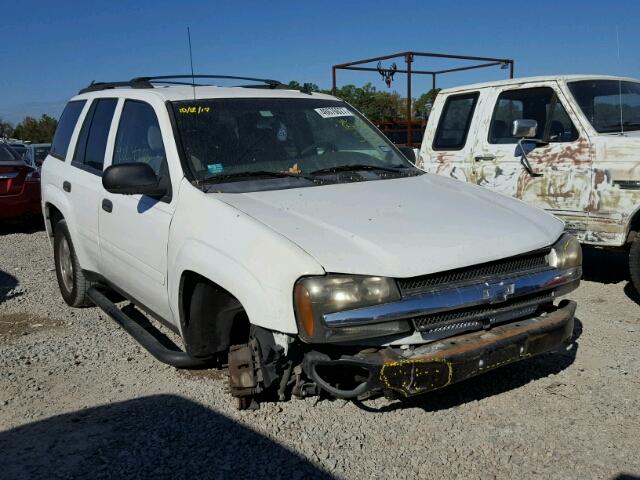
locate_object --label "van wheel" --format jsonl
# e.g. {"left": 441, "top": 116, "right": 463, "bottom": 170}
{"left": 53, "top": 220, "right": 93, "bottom": 307}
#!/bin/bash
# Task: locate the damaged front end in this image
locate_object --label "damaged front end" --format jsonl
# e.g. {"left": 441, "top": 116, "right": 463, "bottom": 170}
{"left": 230, "top": 235, "right": 581, "bottom": 408}
{"left": 302, "top": 300, "right": 575, "bottom": 399}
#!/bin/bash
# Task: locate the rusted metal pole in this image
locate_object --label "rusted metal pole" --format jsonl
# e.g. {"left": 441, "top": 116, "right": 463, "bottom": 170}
{"left": 406, "top": 53, "right": 413, "bottom": 147}
{"left": 332, "top": 66, "right": 337, "bottom": 95}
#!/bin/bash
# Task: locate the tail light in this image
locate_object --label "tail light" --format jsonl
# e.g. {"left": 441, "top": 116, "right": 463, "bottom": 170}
{"left": 0, "top": 165, "right": 28, "bottom": 195}
{"left": 25, "top": 168, "right": 40, "bottom": 182}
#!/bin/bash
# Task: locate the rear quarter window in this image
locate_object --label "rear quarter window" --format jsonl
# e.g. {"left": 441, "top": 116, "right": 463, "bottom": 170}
{"left": 72, "top": 98, "right": 118, "bottom": 174}
{"left": 50, "top": 101, "right": 86, "bottom": 160}
{"left": 432, "top": 92, "right": 479, "bottom": 150}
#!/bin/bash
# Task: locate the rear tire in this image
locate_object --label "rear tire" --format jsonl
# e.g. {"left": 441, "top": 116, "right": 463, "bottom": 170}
{"left": 53, "top": 219, "right": 93, "bottom": 307}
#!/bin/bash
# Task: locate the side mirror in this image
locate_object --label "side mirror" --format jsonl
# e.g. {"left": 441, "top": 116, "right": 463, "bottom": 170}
{"left": 398, "top": 146, "right": 416, "bottom": 163}
{"left": 102, "top": 163, "right": 166, "bottom": 197}
{"left": 512, "top": 119, "right": 538, "bottom": 138}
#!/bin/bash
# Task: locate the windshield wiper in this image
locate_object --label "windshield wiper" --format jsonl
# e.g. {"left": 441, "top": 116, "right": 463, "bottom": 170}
{"left": 310, "top": 164, "right": 410, "bottom": 175}
{"left": 199, "top": 170, "right": 314, "bottom": 184}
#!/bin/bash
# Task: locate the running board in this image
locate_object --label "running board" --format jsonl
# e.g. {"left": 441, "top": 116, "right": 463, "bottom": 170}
{"left": 87, "top": 286, "right": 210, "bottom": 368}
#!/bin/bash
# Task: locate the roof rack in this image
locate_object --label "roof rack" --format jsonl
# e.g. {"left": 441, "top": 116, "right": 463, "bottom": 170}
{"left": 79, "top": 75, "right": 285, "bottom": 94}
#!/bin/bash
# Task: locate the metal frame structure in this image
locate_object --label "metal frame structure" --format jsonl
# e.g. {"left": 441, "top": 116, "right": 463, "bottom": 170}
{"left": 332, "top": 51, "right": 514, "bottom": 146}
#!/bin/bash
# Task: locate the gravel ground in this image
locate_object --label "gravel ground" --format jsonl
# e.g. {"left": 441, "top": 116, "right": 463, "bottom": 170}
{"left": 0, "top": 223, "right": 639, "bottom": 480}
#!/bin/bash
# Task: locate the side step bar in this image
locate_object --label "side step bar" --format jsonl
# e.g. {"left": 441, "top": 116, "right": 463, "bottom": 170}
{"left": 87, "top": 286, "right": 210, "bottom": 368}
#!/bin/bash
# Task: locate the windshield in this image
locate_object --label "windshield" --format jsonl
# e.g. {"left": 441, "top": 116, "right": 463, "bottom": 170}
{"left": 0, "top": 144, "right": 22, "bottom": 162}
{"left": 568, "top": 80, "right": 640, "bottom": 133}
{"left": 171, "top": 98, "right": 415, "bottom": 190}
{"left": 9, "top": 144, "right": 27, "bottom": 155}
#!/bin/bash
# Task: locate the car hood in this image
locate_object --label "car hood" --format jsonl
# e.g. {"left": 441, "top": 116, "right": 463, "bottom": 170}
{"left": 216, "top": 174, "right": 564, "bottom": 278}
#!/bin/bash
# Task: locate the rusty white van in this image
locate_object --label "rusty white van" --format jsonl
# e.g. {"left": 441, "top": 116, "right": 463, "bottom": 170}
{"left": 419, "top": 75, "right": 640, "bottom": 290}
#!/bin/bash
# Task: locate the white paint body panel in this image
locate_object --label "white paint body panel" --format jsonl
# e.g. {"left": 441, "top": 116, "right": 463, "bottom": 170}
{"left": 218, "top": 174, "right": 563, "bottom": 278}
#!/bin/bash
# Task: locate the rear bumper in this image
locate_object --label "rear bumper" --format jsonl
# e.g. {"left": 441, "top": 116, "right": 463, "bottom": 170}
{"left": 303, "top": 300, "right": 576, "bottom": 398}
{"left": 0, "top": 182, "right": 41, "bottom": 219}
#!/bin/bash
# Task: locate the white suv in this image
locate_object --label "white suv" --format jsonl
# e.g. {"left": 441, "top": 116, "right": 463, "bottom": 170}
{"left": 41, "top": 75, "right": 581, "bottom": 408}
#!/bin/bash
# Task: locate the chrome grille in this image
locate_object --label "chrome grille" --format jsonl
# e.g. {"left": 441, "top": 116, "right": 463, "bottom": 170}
{"left": 397, "top": 250, "right": 550, "bottom": 296}
{"left": 412, "top": 292, "right": 553, "bottom": 334}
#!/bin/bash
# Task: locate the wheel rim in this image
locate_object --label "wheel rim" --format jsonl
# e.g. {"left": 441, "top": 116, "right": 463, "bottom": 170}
{"left": 58, "top": 236, "right": 74, "bottom": 293}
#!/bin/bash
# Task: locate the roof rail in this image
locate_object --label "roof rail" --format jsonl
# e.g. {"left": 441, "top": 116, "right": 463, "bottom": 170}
{"left": 78, "top": 75, "right": 284, "bottom": 94}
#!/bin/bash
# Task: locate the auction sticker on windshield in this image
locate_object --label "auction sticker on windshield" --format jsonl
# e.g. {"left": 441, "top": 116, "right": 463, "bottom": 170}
{"left": 314, "top": 106, "right": 353, "bottom": 118}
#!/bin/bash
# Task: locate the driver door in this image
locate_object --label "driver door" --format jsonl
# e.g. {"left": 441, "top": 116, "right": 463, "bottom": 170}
{"left": 472, "top": 83, "right": 592, "bottom": 234}
{"left": 98, "top": 99, "right": 175, "bottom": 321}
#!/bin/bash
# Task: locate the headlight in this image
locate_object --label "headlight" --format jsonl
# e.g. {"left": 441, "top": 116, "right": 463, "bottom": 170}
{"left": 547, "top": 234, "right": 582, "bottom": 269}
{"left": 294, "top": 275, "right": 409, "bottom": 343}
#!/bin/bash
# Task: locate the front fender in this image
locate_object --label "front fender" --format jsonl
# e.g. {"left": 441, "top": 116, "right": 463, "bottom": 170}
{"left": 170, "top": 239, "right": 265, "bottom": 331}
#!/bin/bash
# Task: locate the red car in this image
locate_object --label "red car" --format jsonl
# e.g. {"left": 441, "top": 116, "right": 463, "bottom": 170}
{"left": 0, "top": 143, "right": 41, "bottom": 220}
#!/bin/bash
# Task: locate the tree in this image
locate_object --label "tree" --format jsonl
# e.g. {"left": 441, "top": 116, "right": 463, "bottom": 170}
{"left": 12, "top": 114, "right": 58, "bottom": 143}
{"left": 0, "top": 117, "right": 14, "bottom": 138}
{"left": 328, "top": 83, "right": 405, "bottom": 122}
{"left": 287, "top": 80, "right": 320, "bottom": 93}
{"left": 288, "top": 80, "right": 437, "bottom": 123}
{"left": 414, "top": 88, "right": 441, "bottom": 120}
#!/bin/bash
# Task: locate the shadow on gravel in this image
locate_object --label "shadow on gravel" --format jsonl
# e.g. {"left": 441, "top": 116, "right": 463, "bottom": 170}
{"left": 0, "top": 394, "right": 334, "bottom": 480}
{"left": 354, "top": 318, "right": 583, "bottom": 414}
{"left": 0, "top": 216, "right": 44, "bottom": 236}
{"left": 581, "top": 246, "right": 640, "bottom": 305}
{"left": 582, "top": 245, "right": 629, "bottom": 284}
{"left": 0, "top": 269, "right": 20, "bottom": 304}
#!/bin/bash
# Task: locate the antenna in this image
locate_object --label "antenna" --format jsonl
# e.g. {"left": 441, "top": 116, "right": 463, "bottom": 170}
{"left": 187, "top": 27, "right": 196, "bottom": 100}
{"left": 616, "top": 25, "right": 624, "bottom": 135}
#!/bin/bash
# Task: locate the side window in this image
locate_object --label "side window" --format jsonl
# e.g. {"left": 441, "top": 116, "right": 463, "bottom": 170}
{"left": 113, "top": 100, "right": 167, "bottom": 176}
{"left": 489, "top": 87, "right": 578, "bottom": 144}
{"left": 50, "top": 100, "right": 86, "bottom": 160}
{"left": 432, "top": 92, "right": 479, "bottom": 150}
{"left": 72, "top": 98, "right": 118, "bottom": 173}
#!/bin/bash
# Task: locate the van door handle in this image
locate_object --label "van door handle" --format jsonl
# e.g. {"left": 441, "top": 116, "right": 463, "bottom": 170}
{"left": 474, "top": 155, "right": 496, "bottom": 162}
{"left": 102, "top": 199, "right": 113, "bottom": 213}
{"left": 63, "top": 181, "right": 71, "bottom": 192}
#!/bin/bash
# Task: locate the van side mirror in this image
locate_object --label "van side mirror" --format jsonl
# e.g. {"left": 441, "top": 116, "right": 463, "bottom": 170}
{"left": 102, "top": 163, "right": 167, "bottom": 197}
{"left": 512, "top": 119, "right": 538, "bottom": 138}
{"left": 511, "top": 120, "right": 543, "bottom": 178}
{"left": 398, "top": 146, "right": 416, "bottom": 163}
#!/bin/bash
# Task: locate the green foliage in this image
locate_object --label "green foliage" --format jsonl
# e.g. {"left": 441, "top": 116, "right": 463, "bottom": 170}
{"left": 12, "top": 114, "right": 58, "bottom": 143}
{"left": 287, "top": 81, "right": 321, "bottom": 93}
{"left": 0, "top": 117, "right": 14, "bottom": 138}
{"left": 330, "top": 83, "right": 406, "bottom": 121}
{"left": 288, "top": 80, "right": 437, "bottom": 123}
{"left": 414, "top": 88, "right": 441, "bottom": 120}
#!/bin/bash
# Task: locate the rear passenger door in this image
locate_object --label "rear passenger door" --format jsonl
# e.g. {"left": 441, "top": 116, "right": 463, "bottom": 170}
{"left": 473, "top": 84, "right": 591, "bottom": 230}
{"left": 65, "top": 98, "right": 118, "bottom": 272}
{"left": 98, "top": 100, "right": 174, "bottom": 321}
{"left": 421, "top": 91, "right": 481, "bottom": 183}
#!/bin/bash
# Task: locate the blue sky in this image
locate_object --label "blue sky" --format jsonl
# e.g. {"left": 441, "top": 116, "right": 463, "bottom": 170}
{"left": 1, "top": 0, "right": 638, "bottom": 124}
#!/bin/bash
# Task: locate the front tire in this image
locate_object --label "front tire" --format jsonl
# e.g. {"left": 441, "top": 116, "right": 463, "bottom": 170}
{"left": 53, "top": 219, "right": 93, "bottom": 307}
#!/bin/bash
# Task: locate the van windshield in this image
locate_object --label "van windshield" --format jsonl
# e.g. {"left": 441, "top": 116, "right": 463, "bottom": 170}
{"left": 568, "top": 80, "right": 640, "bottom": 133}
{"left": 171, "top": 98, "right": 416, "bottom": 189}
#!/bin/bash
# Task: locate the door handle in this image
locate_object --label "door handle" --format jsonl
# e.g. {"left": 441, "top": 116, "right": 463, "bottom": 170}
{"left": 101, "top": 199, "right": 113, "bottom": 213}
{"left": 474, "top": 155, "right": 496, "bottom": 162}
{"left": 63, "top": 181, "right": 71, "bottom": 192}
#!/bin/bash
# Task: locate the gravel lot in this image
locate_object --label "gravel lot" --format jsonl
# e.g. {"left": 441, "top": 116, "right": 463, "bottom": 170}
{"left": 0, "top": 222, "right": 639, "bottom": 480}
